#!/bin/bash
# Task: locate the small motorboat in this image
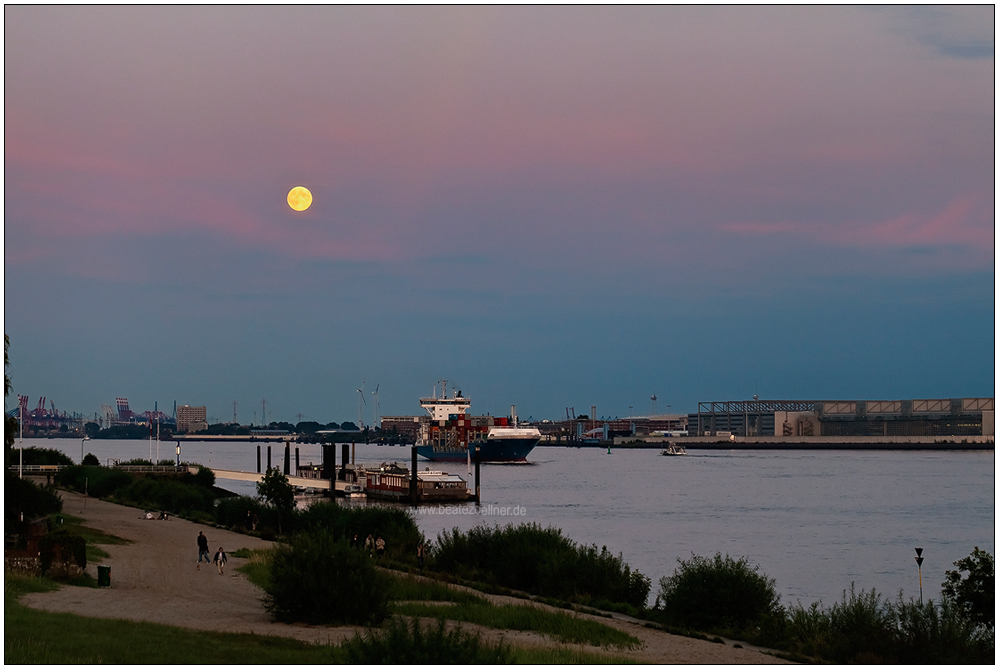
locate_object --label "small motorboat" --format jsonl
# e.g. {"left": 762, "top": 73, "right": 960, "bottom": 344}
{"left": 660, "top": 441, "right": 687, "bottom": 456}
{"left": 343, "top": 484, "right": 366, "bottom": 498}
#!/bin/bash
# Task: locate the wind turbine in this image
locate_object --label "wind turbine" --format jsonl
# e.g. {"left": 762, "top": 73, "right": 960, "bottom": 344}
{"left": 371, "top": 384, "right": 380, "bottom": 429}
{"left": 356, "top": 382, "right": 366, "bottom": 429}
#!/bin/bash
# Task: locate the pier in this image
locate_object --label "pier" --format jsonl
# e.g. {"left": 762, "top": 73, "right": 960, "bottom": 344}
{"left": 211, "top": 469, "right": 330, "bottom": 490}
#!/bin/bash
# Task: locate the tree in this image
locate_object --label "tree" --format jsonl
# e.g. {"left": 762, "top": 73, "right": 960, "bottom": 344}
{"left": 5, "top": 334, "right": 18, "bottom": 452}
{"left": 257, "top": 467, "right": 294, "bottom": 533}
{"left": 942, "top": 547, "right": 994, "bottom": 629}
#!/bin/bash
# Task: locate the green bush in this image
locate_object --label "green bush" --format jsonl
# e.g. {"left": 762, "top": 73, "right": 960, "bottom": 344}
{"left": 337, "top": 616, "right": 511, "bottom": 664}
{"left": 656, "top": 552, "right": 782, "bottom": 635}
{"left": 5, "top": 473, "right": 63, "bottom": 541}
{"left": 55, "top": 466, "right": 133, "bottom": 498}
{"left": 215, "top": 496, "right": 264, "bottom": 530}
{"left": 782, "top": 589, "right": 993, "bottom": 664}
{"left": 825, "top": 585, "right": 895, "bottom": 663}
{"left": 114, "top": 476, "right": 216, "bottom": 516}
{"left": 6, "top": 446, "right": 74, "bottom": 467}
{"left": 38, "top": 529, "right": 87, "bottom": 574}
{"left": 894, "top": 596, "right": 993, "bottom": 663}
{"left": 431, "top": 523, "right": 650, "bottom": 608}
{"left": 265, "top": 530, "right": 390, "bottom": 626}
{"left": 192, "top": 466, "right": 215, "bottom": 489}
{"left": 296, "top": 501, "right": 424, "bottom": 562}
{"left": 783, "top": 600, "right": 830, "bottom": 659}
{"left": 81, "top": 453, "right": 100, "bottom": 466}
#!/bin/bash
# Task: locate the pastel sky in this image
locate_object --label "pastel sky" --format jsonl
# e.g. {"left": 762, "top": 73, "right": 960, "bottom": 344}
{"left": 5, "top": 5, "right": 994, "bottom": 424}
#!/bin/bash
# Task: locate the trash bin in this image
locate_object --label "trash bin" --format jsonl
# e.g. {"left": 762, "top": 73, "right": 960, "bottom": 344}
{"left": 97, "top": 565, "right": 111, "bottom": 588}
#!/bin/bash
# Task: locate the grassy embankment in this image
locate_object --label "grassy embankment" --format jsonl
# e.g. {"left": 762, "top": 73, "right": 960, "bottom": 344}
{"left": 239, "top": 545, "right": 641, "bottom": 650}
{"left": 5, "top": 574, "right": 630, "bottom": 664}
{"left": 7, "top": 528, "right": 638, "bottom": 665}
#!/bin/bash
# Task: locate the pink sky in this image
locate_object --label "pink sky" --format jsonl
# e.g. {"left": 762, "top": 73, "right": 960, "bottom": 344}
{"left": 4, "top": 5, "right": 993, "bottom": 420}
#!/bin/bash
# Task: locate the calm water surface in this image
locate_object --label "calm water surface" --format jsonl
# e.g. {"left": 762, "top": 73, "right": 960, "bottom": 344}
{"left": 23, "top": 438, "right": 994, "bottom": 606}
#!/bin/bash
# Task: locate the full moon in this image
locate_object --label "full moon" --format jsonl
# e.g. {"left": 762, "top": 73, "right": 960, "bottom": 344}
{"left": 287, "top": 186, "right": 313, "bottom": 212}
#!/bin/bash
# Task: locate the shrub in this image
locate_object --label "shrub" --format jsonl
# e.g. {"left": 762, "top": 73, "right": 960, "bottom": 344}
{"left": 656, "top": 552, "right": 781, "bottom": 634}
{"left": 215, "top": 496, "right": 264, "bottom": 530}
{"left": 825, "top": 585, "right": 895, "bottom": 663}
{"left": 431, "top": 523, "right": 650, "bottom": 608}
{"left": 38, "top": 529, "right": 87, "bottom": 574}
{"left": 81, "top": 453, "right": 100, "bottom": 466}
{"left": 192, "top": 466, "right": 215, "bottom": 489}
{"left": 5, "top": 473, "right": 63, "bottom": 540}
{"left": 113, "top": 476, "right": 216, "bottom": 516}
{"left": 6, "top": 446, "right": 74, "bottom": 467}
{"left": 894, "top": 595, "right": 993, "bottom": 664}
{"left": 265, "top": 529, "right": 390, "bottom": 626}
{"left": 296, "top": 501, "right": 424, "bottom": 563}
{"left": 55, "top": 466, "right": 133, "bottom": 498}
{"left": 783, "top": 600, "right": 831, "bottom": 659}
{"left": 337, "top": 617, "right": 511, "bottom": 663}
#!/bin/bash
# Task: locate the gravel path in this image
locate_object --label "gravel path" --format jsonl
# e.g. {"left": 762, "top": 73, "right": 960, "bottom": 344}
{"left": 20, "top": 491, "right": 791, "bottom": 663}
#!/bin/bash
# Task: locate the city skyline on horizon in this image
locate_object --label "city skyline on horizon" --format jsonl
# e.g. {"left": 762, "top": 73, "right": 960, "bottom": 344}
{"left": 5, "top": 6, "right": 994, "bottom": 423}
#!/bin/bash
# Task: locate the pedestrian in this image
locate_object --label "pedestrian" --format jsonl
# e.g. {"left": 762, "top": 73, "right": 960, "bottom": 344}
{"left": 375, "top": 536, "right": 385, "bottom": 559}
{"left": 245, "top": 510, "right": 253, "bottom": 531}
{"left": 252, "top": 513, "right": 259, "bottom": 531}
{"left": 350, "top": 533, "right": 360, "bottom": 549}
{"left": 364, "top": 533, "right": 374, "bottom": 556}
{"left": 417, "top": 542, "right": 425, "bottom": 569}
{"left": 214, "top": 546, "right": 228, "bottom": 575}
{"left": 196, "top": 531, "right": 210, "bottom": 570}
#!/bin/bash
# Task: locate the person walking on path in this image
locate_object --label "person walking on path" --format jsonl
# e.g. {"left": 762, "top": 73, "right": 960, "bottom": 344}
{"left": 364, "top": 533, "right": 374, "bottom": 556}
{"left": 417, "top": 542, "right": 425, "bottom": 569}
{"left": 214, "top": 547, "right": 228, "bottom": 575}
{"left": 375, "top": 536, "right": 385, "bottom": 559}
{"left": 196, "top": 531, "right": 210, "bottom": 570}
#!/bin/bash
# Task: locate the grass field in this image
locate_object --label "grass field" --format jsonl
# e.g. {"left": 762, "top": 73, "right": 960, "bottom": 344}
{"left": 392, "top": 601, "right": 642, "bottom": 649}
{"left": 6, "top": 573, "right": 635, "bottom": 663}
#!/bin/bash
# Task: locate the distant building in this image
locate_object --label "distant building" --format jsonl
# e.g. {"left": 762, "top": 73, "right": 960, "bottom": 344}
{"left": 381, "top": 416, "right": 421, "bottom": 442}
{"left": 689, "top": 398, "right": 995, "bottom": 438}
{"left": 176, "top": 404, "right": 208, "bottom": 434}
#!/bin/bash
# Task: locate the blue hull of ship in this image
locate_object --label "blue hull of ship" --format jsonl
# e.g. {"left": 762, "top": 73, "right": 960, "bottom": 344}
{"left": 416, "top": 438, "right": 538, "bottom": 463}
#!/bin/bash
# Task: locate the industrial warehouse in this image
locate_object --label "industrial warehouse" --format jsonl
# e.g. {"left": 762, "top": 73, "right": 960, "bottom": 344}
{"left": 689, "top": 397, "right": 994, "bottom": 439}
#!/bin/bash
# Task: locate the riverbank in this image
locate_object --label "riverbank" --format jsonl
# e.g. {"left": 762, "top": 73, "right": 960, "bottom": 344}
{"left": 554, "top": 435, "right": 994, "bottom": 449}
{"left": 18, "top": 491, "right": 790, "bottom": 663}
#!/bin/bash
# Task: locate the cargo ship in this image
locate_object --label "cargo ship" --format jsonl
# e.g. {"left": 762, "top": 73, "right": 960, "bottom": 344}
{"left": 415, "top": 381, "right": 541, "bottom": 463}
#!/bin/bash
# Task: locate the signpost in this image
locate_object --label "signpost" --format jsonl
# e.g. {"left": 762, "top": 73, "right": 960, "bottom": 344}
{"left": 914, "top": 547, "right": 924, "bottom": 605}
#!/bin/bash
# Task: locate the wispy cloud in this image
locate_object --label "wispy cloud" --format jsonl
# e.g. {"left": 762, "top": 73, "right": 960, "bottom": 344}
{"left": 722, "top": 192, "right": 994, "bottom": 256}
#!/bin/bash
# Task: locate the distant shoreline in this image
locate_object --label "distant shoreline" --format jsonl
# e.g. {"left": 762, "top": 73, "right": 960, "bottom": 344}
{"left": 551, "top": 435, "right": 994, "bottom": 451}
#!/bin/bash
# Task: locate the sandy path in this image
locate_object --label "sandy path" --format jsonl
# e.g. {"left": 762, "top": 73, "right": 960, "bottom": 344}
{"left": 20, "top": 491, "right": 791, "bottom": 663}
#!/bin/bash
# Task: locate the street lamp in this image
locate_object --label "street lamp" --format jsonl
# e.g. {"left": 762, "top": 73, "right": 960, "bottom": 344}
{"left": 80, "top": 436, "right": 90, "bottom": 464}
{"left": 914, "top": 547, "right": 924, "bottom": 605}
{"left": 176, "top": 442, "right": 181, "bottom": 469}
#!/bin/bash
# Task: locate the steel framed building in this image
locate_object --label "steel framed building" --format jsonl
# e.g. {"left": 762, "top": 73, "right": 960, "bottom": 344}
{"left": 690, "top": 398, "right": 994, "bottom": 438}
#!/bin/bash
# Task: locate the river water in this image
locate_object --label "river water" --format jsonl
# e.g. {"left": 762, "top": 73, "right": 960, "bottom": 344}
{"left": 20, "top": 438, "right": 994, "bottom": 607}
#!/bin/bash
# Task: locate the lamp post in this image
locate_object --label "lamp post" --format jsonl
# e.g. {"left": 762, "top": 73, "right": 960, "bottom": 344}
{"left": 80, "top": 436, "right": 90, "bottom": 464}
{"left": 914, "top": 547, "right": 924, "bottom": 605}
{"left": 176, "top": 442, "right": 181, "bottom": 470}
